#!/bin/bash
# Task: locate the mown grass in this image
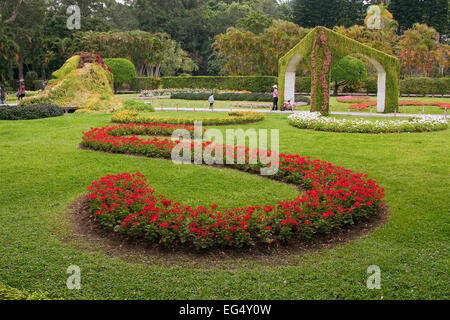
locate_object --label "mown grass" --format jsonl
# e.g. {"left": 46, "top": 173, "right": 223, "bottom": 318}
{"left": 122, "top": 96, "right": 450, "bottom": 115}
{"left": 0, "top": 111, "right": 449, "bottom": 300}
{"left": 5, "top": 94, "right": 449, "bottom": 114}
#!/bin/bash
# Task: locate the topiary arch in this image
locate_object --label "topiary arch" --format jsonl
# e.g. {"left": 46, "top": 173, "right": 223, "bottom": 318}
{"left": 278, "top": 26, "right": 400, "bottom": 115}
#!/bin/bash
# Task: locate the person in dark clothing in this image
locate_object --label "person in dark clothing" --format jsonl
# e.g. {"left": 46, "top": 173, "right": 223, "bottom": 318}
{"left": 0, "top": 84, "right": 7, "bottom": 105}
{"left": 41, "top": 80, "right": 48, "bottom": 92}
{"left": 17, "top": 79, "right": 25, "bottom": 101}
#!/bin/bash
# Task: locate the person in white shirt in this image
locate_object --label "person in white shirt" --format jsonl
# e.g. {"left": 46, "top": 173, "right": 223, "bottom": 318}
{"left": 208, "top": 93, "right": 215, "bottom": 109}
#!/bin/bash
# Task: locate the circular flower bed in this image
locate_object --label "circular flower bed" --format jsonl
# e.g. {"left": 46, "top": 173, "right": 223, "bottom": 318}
{"left": 82, "top": 123, "right": 385, "bottom": 249}
{"left": 288, "top": 112, "right": 448, "bottom": 133}
{"left": 111, "top": 111, "right": 265, "bottom": 126}
{"left": 349, "top": 101, "right": 450, "bottom": 111}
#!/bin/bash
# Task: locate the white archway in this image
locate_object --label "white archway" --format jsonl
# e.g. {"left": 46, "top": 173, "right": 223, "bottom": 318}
{"left": 283, "top": 54, "right": 387, "bottom": 112}
{"left": 365, "top": 57, "right": 386, "bottom": 113}
{"left": 284, "top": 54, "right": 302, "bottom": 105}
{"left": 278, "top": 27, "right": 400, "bottom": 114}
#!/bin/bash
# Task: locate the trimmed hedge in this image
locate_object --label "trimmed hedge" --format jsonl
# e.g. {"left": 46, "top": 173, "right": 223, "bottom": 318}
{"left": 144, "top": 75, "right": 450, "bottom": 96}
{"left": 400, "top": 77, "right": 449, "bottom": 96}
{"left": 171, "top": 92, "right": 311, "bottom": 104}
{"left": 296, "top": 77, "right": 311, "bottom": 92}
{"left": 161, "top": 76, "right": 277, "bottom": 92}
{"left": 130, "top": 77, "right": 161, "bottom": 91}
{"left": 0, "top": 104, "right": 64, "bottom": 120}
{"left": 161, "top": 76, "right": 312, "bottom": 93}
{"left": 104, "top": 58, "right": 137, "bottom": 89}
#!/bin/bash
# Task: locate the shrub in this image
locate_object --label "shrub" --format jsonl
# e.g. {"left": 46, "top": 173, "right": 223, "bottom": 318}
{"left": 52, "top": 55, "right": 80, "bottom": 80}
{"left": 331, "top": 56, "right": 367, "bottom": 95}
{"left": 130, "top": 77, "right": 161, "bottom": 91}
{"left": 171, "top": 92, "right": 311, "bottom": 104}
{"left": 104, "top": 58, "right": 137, "bottom": 89}
{"left": 0, "top": 104, "right": 64, "bottom": 120}
{"left": 400, "top": 77, "right": 449, "bottom": 96}
{"left": 364, "top": 77, "right": 450, "bottom": 96}
{"left": 24, "top": 71, "right": 39, "bottom": 89}
{"left": 33, "top": 80, "right": 45, "bottom": 91}
{"left": 162, "top": 76, "right": 278, "bottom": 92}
{"left": 364, "top": 77, "right": 378, "bottom": 94}
{"left": 295, "top": 77, "right": 311, "bottom": 92}
{"left": 122, "top": 99, "right": 155, "bottom": 112}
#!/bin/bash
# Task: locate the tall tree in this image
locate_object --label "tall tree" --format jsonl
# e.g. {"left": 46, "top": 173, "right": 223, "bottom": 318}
{"left": 389, "top": 0, "right": 448, "bottom": 34}
{"left": 293, "top": 0, "right": 366, "bottom": 28}
{"left": 213, "top": 20, "right": 310, "bottom": 75}
{"left": 397, "top": 23, "right": 441, "bottom": 76}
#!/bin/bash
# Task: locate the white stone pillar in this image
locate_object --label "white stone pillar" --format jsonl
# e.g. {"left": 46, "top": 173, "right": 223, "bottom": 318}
{"left": 285, "top": 72, "right": 296, "bottom": 105}
{"left": 366, "top": 57, "right": 386, "bottom": 113}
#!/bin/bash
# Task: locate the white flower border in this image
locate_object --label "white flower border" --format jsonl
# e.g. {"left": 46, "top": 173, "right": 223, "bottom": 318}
{"left": 288, "top": 112, "right": 448, "bottom": 133}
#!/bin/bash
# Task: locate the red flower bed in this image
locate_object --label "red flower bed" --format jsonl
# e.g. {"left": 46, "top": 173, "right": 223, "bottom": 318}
{"left": 349, "top": 101, "right": 450, "bottom": 111}
{"left": 83, "top": 124, "right": 385, "bottom": 249}
{"left": 336, "top": 96, "right": 373, "bottom": 104}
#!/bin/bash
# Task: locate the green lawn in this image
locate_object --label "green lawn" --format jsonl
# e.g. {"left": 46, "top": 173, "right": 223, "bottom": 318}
{"left": 6, "top": 94, "right": 449, "bottom": 115}
{"left": 120, "top": 96, "right": 450, "bottom": 115}
{"left": 0, "top": 111, "right": 449, "bottom": 299}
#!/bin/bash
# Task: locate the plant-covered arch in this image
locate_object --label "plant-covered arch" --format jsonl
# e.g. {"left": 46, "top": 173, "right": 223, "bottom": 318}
{"left": 278, "top": 26, "right": 400, "bottom": 115}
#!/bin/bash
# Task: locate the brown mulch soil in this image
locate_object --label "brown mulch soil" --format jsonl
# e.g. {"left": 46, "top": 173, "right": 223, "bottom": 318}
{"left": 64, "top": 194, "right": 390, "bottom": 269}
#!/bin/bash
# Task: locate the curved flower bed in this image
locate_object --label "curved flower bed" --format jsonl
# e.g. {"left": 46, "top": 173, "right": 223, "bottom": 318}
{"left": 336, "top": 96, "right": 374, "bottom": 104}
{"left": 82, "top": 123, "right": 385, "bottom": 249}
{"left": 349, "top": 101, "right": 450, "bottom": 111}
{"left": 82, "top": 122, "right": 203, "bottom": 141}
{"left": 288, "top": 112, "right": 448, "bottom": 133}
{"left": 111, "top": 111, "right": 265, "bottom": 126}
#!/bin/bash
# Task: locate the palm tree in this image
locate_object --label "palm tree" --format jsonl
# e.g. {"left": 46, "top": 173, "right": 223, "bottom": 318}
{"left": 398, "top": 24, "right": 440, "bottom": 77}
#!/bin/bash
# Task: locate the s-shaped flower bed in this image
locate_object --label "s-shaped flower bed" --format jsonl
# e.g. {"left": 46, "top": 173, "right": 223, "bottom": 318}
{"left": 81, "top": 122, "right": 385, "bottom": 249}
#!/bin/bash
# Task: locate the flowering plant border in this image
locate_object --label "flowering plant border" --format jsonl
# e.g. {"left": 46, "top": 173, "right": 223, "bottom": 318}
{"left": 82, "top": 123, "right": 385, "bottom": 249}
{"left": 111, "top": 111, "right": 265, "bottom": 126}
{"left": 288, "top": 112, "right": 448, "bottom": 133}
{"left": 349, "top": 101, "right": 450, "bottom": 111}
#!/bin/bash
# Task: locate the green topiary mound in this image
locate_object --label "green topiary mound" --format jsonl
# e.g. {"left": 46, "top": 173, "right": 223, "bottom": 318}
{"left": 104, "top": 58, "right": 137, "bottom": 90}
{"left": 20, "top": 53, "right": 123, "bottom": 112}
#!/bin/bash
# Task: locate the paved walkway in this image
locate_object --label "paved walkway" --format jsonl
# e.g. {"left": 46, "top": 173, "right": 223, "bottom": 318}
{"left": 3, "top": 103, "right": 445, "bottom": 119}
{"left": 149, "top": 105, "right": 447, "bottom": 119}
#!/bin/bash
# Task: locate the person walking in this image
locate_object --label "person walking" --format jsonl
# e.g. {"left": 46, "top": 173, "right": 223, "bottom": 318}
{"left": 17, "top": 79, "right": 25, "bottom": 101}
{"left": 41, "top": 80, "right": 48, "bottom": 92}
{"left": 0, "top": 84, "right": 7, "bottom": 105}
{"left": 208, "top": 93, "right": 215, "bottom": 110}
{"left": 272, "top": 85, "right": 278, "bottom": 111}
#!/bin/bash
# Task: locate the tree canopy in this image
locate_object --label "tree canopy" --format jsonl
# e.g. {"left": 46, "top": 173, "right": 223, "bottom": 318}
{"left": 0, "top": 0, "right": 448, "bottom": 84}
